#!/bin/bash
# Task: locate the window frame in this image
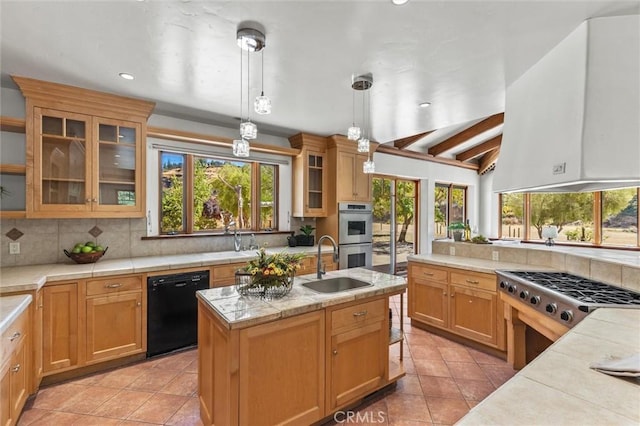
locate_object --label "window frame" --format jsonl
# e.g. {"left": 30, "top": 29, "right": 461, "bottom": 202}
{"left": 434, "top": 182, "right": 468, "bottom": 239}
{"left": 159, "top": 151, "right": 279, "bottom": 235}
{"left": 498, "top": 188, "right": 640, "bottom": 249}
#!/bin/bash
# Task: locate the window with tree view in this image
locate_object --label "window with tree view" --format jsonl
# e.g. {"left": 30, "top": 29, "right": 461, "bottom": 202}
{"left": 160, "top": 151, "right": 277, "bottom": 234}
{"left": 434, "top": 183, "right": 467, "bottom": 239}
{"left": 499, "top": 188, "right": 639, "bottom": 248}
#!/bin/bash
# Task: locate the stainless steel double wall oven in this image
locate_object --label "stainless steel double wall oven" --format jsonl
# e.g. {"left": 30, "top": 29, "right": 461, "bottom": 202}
{"left": 338, "top": 202, "right": 373, "bottom": 269}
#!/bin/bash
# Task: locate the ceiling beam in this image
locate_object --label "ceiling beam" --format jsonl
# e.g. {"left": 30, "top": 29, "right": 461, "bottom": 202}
{"left": 456, "top": 134, "right": 502, "bottom": 162}
{"left": 393, "top": 130, "right": 434, "bottom": 150}
{"left": 428, "top": 112, "right": 504, "bottom": 156}
{"left": 375, "top": 144, "right": 479, "bottom": 171}
{"left": 478, "top": 148, "right": 500, "bottom": 175}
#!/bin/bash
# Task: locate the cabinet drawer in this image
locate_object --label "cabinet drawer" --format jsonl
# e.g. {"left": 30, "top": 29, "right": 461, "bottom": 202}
{"left": 450, "top": 271, "right": 495, "bottom": 292}
{"left": 213, "top": 263, "right": 245, "bottom": 284}
{"left": 331, "top": 299, "right": 385, "bottom": 334}
{"left": 412, "top": 265, "right": 448, "bottom": 283}
{"left": 86, "top": 276, "right": 142, "bottom": 296}
{"left": 1, "top": 307, "right": 28, "bottom": 366}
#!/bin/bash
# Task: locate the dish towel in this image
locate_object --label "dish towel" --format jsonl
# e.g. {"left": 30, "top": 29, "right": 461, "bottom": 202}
{"left": 589, "top": 353, "right": 640, "bottom": 377}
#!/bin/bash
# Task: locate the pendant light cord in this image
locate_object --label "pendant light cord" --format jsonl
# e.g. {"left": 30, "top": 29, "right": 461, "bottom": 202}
{"left": 261, "top": 50, "right": 265, "bottom": 96}
{"left": 239, "top": 46, "right": 243, "bottom": 126}
{"left": 247, "top": 49, "right": 251, "bottom": 121}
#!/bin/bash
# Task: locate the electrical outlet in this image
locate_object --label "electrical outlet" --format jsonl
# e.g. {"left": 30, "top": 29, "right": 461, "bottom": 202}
{"left": 492, "top": 250, "right": 499, "bottom": 261}
{"left": 9, "top": 242, "right": 20, "bottom": 255}
{"left": 449, "top": 246, "right": 455, "bottom": 256}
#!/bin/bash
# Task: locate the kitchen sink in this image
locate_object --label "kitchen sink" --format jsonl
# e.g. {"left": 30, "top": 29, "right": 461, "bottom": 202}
{"left": 302, "top": 277, "right": 372, "bottom": 293}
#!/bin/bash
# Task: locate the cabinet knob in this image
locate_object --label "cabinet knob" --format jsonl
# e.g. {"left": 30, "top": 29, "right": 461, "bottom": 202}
{"left": 137, "top": 302, "right": 142, "bottom": 307}
{"left": 11, "top": 364, "right": 21, "bottom": 373}
{"left": 451, "top": 294, "right": 455, "bottom": 298}
{"left": 9, "top": 331, "right": 21, "bottom": 342}
{"left": 443, "top": 292, "right": 447, "bottom": 296}
{"left": 332, "top": 350, "right": 338, "bottom": 355}
{"left": 38, "top": 304, "right": 43, "bottom": 309}
{"left": 352, "top": 310, "right": 368, "bottom": 317}
{"left": 92, "top": 198, "right": 97, "bottom": 203}
{"left": 85, "top": 198, "right": 91, "bottom": 203}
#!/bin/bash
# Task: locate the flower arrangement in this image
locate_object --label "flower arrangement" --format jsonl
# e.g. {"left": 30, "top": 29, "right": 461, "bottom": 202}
{"left": 236, "top": 247, "right": 305, "bottom": 299}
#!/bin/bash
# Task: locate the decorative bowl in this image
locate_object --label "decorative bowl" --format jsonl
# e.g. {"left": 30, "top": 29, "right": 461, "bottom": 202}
{"left": 64, "top": 247, "right": 108, "bottom": 264}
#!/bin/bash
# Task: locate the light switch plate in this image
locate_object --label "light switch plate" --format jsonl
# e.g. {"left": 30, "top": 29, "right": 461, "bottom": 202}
{"left": 492, "top": 250, "right": 499, "bottom": 261}
{"left": 9, "top": 242, "right": 20, "bottom": 254}
{"left": 449, "top": 246, "right": 455, "bottom": 256}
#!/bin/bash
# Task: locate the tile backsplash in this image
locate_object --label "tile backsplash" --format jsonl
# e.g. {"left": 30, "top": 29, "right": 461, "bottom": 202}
{"left": 1, "top": 218, "right": 293, "bottom": 268}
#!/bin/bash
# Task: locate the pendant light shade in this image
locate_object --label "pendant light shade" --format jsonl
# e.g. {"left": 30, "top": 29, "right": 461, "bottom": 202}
{"left": 233, "top": 138, "right": 250, "bottom": 157}
{"left": 240, "top": 120, "right": 257, "bottom": 139}
{"left": 254, "top": 50, "right": 272, "bottom": 115}
{"left": 357, "top": 138, "right": 370, "bottom": 153}
{"left": 363, "top": 157, "right": 375, "bottom": 174}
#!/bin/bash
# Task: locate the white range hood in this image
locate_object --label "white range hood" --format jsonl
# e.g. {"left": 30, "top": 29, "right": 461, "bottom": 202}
{"left": 493, "top": 15, "right": 640, "bottom": 193}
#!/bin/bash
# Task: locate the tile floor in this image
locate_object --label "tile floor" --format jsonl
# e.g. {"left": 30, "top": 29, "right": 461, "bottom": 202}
{"left": 18, "top": 294, "right": 517, "bottom": 425}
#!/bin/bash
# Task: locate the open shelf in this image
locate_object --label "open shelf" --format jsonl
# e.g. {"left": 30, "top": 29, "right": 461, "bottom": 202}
{"left": 0, "top": 116, "right": 26, "bottom": 133}
{"left": 389, "top": 327, "right": 403, "bottom": 345}
{"left": 388, "top": 357, "right": 405, "bottom": 382}
{"left": 0, "top": 164, "right": 26, "bottom": 175}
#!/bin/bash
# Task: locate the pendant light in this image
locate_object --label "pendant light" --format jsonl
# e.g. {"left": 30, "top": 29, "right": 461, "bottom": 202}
{"left": 254, "top": 49, "right": 272, "bottom": 115}
{"left": 240, "top": 48, "right": 257, "bottom": 140}
{"left": 347, "top": 88, "right": 361, "bottom": 140}
{"left": 357, "top": 86, "right": 370, "bottom": 153}
{"left": 233, "top": 44, "right": 250, "bottom": 157}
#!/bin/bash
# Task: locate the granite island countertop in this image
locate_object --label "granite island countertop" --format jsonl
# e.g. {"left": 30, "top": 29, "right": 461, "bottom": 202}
{"left": 196, "top": 267, "right": 407, "bottom": 330}
{"left": 0, "top": 245, "right": 334, "bottom": 295}
{"left": 457, "top": 308, "right": 640, "bottom": 425}
{"left": 407, "top": 253, "right": 558, "bottom": 274}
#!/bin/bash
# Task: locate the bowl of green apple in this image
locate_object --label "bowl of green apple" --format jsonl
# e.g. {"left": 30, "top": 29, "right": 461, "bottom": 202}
{"left": 64, "top": 242, "right": 108, "bottom": 264}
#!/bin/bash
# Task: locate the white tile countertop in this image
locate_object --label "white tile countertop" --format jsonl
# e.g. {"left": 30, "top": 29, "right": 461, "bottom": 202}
{"left": 196, "top": 268, "right": 407, "bottom": 330}
{"left": 0, "top": 294, "right": 32, "bottom": 336}
{"left": 407, "top": 253, "right": 557, "bottom": 274}
{"left": 0, "top": 245, "right": 334, "bottom": 295}
{"left": 457, "top": 308, "right": 640, "bottom": 425}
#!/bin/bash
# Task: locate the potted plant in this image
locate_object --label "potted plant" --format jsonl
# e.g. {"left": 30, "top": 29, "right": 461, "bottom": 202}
{"left": 295, "top": 225, "right": 315, "bottom": 246}
{"left": 448, "top": 222, "right": 466, "bottom": 242}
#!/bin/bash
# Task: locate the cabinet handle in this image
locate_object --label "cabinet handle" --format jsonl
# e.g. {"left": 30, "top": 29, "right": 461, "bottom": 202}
{"left": 9, "top": 331, "right": 21, "bottom": 342}
{"left": 451, "top": 294, "right": 455, "bottom": 298}
{"left": 11, "top": 364, "right": 21, "bottom": 373}
{"left": 104, "top": 283, "right": 122, "bottom": 288}
{"left": 92, "top": 198, "right": 97, "bottom": 203}
{"left": 332, "top": 350, "right": 338, "bottom": 355}
{"left": 85, "top": 198, "right": 91, "bottom": 203}
{"left": 352, "top": 310, "right": 368, "bottom": 317}
{"left": 465, "top": 279, "right": 480, "bottom": 284}
{"left": 38, "top": 304, "right": 43, "bottom": 309}
{"left": 137, "top": 302, "right": 142, "bottom": 307}
{"left": 423, "top": 272, "right": 434, "bottom": 276}
{"left": 443, "top": 292, "right": 447, "bottom": 296}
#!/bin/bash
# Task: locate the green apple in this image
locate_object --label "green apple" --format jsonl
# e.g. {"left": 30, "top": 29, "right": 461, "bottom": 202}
{"left": 95, "top": 246, "right": 104, "bottom": 252}
{"left": 85, "top": 241, "right": 96, "bottom": 248}
{"left": 71, "top": 247, "right": 82, "bottom": 254}
{"left": 81, "top": 245, "right": 93, "bottom": 253}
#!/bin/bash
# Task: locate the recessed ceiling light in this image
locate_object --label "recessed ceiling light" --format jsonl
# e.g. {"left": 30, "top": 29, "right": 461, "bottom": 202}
{"left": 419, "top": 101, "right": 432, "bottom": 108}
{"left": 119, "top": 72, "right": 134, "bottom": 80}
{"left": 392, "top": 0, "right": 409, "bottom": 5}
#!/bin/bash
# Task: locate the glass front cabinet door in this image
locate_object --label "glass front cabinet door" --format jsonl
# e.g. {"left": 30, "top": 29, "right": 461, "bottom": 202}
{"left": 31, "top": 108, "right": 143, "bottom": 217}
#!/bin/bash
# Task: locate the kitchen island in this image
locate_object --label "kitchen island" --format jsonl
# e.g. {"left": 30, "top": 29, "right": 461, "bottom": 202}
{"left": 196, "top": 268, "right": 406, "bottom": 426}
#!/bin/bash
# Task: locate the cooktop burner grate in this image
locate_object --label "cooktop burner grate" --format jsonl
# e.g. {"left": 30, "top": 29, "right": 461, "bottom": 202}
{"left": 507, "top": 271, "right": 640, "bottom": 305}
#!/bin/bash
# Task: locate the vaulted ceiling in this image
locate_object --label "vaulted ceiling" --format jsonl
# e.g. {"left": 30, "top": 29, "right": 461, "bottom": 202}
{"left": 1, "top": 1, "right": 638, "bottom": 172}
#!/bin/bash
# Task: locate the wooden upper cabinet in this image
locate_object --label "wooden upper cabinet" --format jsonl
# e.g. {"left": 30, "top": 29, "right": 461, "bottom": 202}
{"left": 289, "top": 133, "right": 328, "bottom": 217}
{"left": 327, "top": 135, "right": 374, "bottom": 204}
{"left": 12, "top": 76, "right": 155, "bottom": 218}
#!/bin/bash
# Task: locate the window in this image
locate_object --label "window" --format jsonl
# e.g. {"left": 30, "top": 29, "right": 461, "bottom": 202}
{"left": 434, "top": 183, "right": 467, "bottom": 239}
{"left": 160, "top": 151, "right": 278, "bottom": 235}
{"left": 499, "top": 188, "right": 639, "bottom": 248}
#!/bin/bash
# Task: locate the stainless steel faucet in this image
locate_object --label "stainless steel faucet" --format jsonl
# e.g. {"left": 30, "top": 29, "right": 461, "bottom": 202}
{"left": 229, "top": 221, "right": 242, "bottom": 252}
{"left": 317, "top": 235, "right": 339, "bottom": 279}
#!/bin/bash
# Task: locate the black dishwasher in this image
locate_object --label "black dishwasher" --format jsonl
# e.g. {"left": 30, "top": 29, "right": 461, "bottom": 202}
{"left": 147, "top": 270, "right": 210, "bottom": 357}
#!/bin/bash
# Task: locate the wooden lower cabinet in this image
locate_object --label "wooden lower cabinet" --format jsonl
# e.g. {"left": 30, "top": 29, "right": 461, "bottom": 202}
{"left": 327, "top": 298, "right": 388, "bottom": 411}
{"left": 1, "top": 307, "right": 29, "bottom": 426}
{"left": 42, "top": 282, "right": 79, "bottom": 374}
{"left": 408, "top": 263, "right": 504, "bottom": 350}
{"left": 85, "top": 292, "right": 143, "bottom": 363}
{"left": 32, "top": 289, "right": 43, "bottom": 391}
{"left": 239, "top": 311, "right": 325, "bottom": 425}
{"left": 211, "top": 262, "right": 245, "bottom": 287}
{"left": 198, "top": 293, "right": 401, "bottom": 426}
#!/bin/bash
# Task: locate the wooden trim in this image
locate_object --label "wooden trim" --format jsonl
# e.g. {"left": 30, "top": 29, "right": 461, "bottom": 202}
{"left": 0, "top": 117, "right": 26, "bottom": 133}
{"left": 12, "top": 76, "right": 155, "bottom": 120}
{"left": 0, "top": 210, "right": 26, "bottom": 219}
{"left": 478, "top": 148, "right": 500, "bottom": 175}
{"left": 376, "top": 144, "right": 479, "bottom": 170}
{"left": 0, "top": 164, "right": 26, "bottom": 174}
{"left": 148, "top": 126, "right": 300, "bottom": 157}
{"left": 593, "top": 191, "right": 602, "bottom": 245}
{"left": 288, "top": 132, "right": 328, "bottom": 151}
{"left": 428, "top": 113, "right": 504, "bottom": 156}
{"left": 456, "top": 135, "right": 502, "bottom": 162}
{"left": 393, "top": 131, "right": 434, "bottom": 150}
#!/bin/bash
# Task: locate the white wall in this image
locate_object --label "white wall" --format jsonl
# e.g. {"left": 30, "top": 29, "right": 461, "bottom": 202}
{"left": 373, "top": 151, "right": 481, "bottom": 254}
